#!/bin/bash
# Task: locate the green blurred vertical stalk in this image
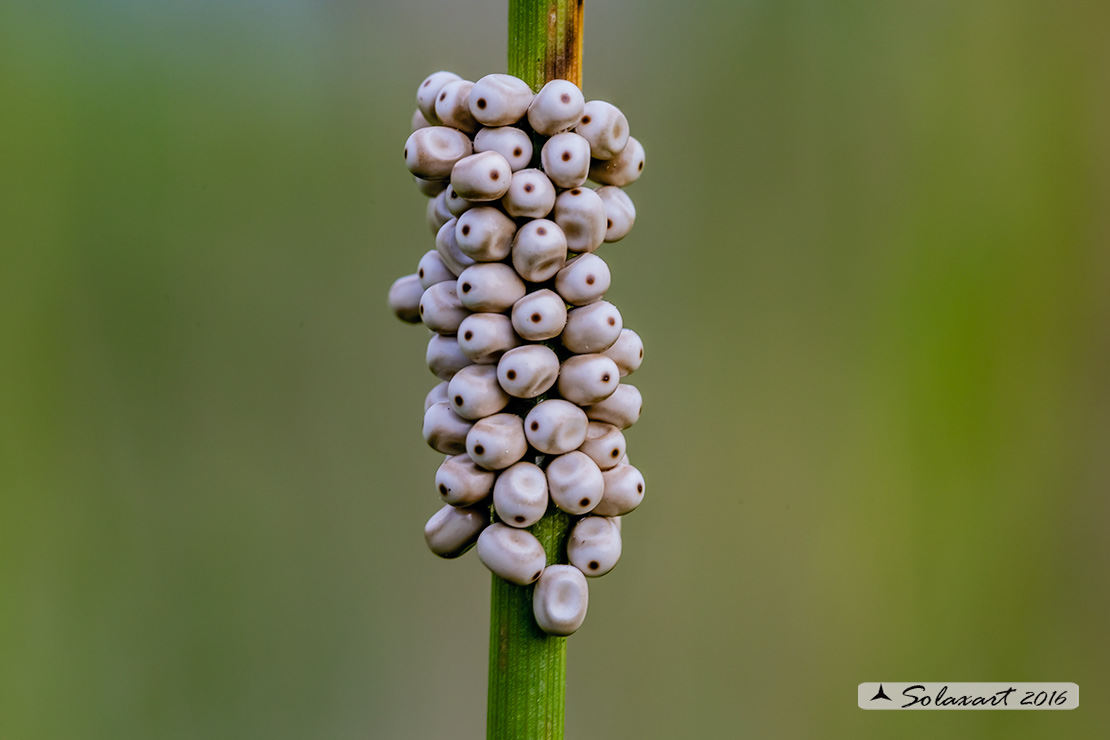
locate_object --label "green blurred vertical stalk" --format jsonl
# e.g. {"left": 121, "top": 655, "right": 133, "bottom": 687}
{"left": 487, "top": 4, "right": 582, "bottom": 739}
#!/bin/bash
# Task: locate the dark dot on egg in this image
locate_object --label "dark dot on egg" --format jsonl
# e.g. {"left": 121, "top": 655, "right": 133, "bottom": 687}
{"left": 463, "top": 331, "right": 473, "bottom": 341}
{"left": 524, "top": 184, "right": 534, "bottom": 193}
{"left": 607, "top": 317, "right": 616, "bottom": 326}
{"left": 531, "top": 313, "right": 541, "bottom": 322}
{"left": 513, "top": 147, "right": 522, "bottom": 157}
{"left": 585, "top": 275, "right": 595, "bottom": 285}
{"left": 461, "top": 224, "right": 471, "bottom": 236}
{"left": 588, "top": 561, "right": 599, "bottom": 570}
{"left": 580, "top": 498, "right": 590, "bottom": 507}
{"left": 474, "top": 444, "right": 485, "bottom": 455}
{"left": 537, "top": 227, "right": 547, "bottom": 235}
{"left": 530, "top": 421, "right": 539, "bottom": 431}
{"left": 506, "top": 369, "right": 517, "bottom": 380}
{"left": 490, "top": 170, "right": 500, "bottom": 180}
{"left": 581, "top": 115, "right": 591, "bottom": 124}
{"left": 439, "top": 484, "right": 448, "bottom": 495}
{"left": 561, "top": 151, "right": 572, "bottom": 162}
{"left": 560, "top": 93, "right": 571, "bottom": 104}
{"left": 454, "top": 395, "right": 463, "bottom": 406}
{"left": 461, "top": 283, "right": 471, "bottom": 293}
{"left": 476, "top": 98, "right": 487, "bottom": 109}
{"left": 515, "top": 516, "right": 525, "bottom": 523}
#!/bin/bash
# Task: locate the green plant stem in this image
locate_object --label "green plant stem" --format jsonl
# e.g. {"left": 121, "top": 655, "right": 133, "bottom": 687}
{"left": 508, "top": 0, "right": 583, "bottom": 92}
{"left": 487, "top": 508, "right": 570, "bottom": 740}
{"left": 487, "top": 3, "right": 582, "bottom": 740}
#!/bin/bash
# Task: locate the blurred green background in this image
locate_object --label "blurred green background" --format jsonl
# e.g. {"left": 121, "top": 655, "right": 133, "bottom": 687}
{"left": 2, "top": 0, "right": 1107, "bottom": 738}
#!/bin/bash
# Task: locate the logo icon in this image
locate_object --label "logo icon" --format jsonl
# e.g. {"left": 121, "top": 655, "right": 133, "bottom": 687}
{"left": 870, "top": 684, "right": 892, "bottom": 702}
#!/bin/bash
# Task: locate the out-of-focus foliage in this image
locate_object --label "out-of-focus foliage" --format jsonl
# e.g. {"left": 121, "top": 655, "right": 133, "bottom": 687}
{"left": 1, "top": 1, "right": 1106, "bottom": 738}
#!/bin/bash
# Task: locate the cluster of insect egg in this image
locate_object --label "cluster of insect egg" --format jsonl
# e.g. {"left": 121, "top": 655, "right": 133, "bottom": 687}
{"left": 388, "top": 71, "right": 645, "bottom": 636}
